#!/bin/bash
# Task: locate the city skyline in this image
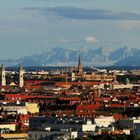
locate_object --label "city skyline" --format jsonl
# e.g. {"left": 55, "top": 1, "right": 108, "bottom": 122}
{"left": 1, "top": 0, "right": 140, "bottom": 59}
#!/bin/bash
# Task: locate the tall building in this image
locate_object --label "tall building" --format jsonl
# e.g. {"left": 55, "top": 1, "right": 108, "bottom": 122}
{"left": 19, "top": 64, "right": 24, "bottom": 87}
{"left": 77, "top": 54, "right": 83, "bottom": 75}
{"left": 1, "top": 64, "right": 6, "bottom": 86}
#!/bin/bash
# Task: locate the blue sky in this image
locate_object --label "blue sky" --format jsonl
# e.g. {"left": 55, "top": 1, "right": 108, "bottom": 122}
{"left": 1, "top": 0, "right": 140, "bottom": 59}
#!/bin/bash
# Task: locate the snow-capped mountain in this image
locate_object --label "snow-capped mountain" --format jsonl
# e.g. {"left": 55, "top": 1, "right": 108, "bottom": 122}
{"left": 0, "top": 47, "right": 140, "bottom": 67}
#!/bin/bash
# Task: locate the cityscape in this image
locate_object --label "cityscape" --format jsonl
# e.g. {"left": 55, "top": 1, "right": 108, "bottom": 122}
{"left": 1, "top": 0, "right": 140, "bottom": 140}
{"left": 0, "top": 58, "right": 140, "bottom": 139}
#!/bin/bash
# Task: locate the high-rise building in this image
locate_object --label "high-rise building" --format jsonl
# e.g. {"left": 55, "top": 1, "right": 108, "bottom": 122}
{"left": 19, "top": 64, "right": 24, "bottom": 87}
{"left": 1, "top": 64, "right": 6, "bottom": 86}
{"left": 77, "top": 54, "right": 83, "bottom": 75}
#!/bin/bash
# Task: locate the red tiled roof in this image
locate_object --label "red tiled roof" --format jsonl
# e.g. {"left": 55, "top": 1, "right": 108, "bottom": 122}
{"left": 94, "top": 97, "right": 111, "bottom": 101}
{"left": 76, "top": 104, "right": 101, "bottom": 111}
{"left": 56, "top": 81, "right": 112, "bottom": 87}
{"left": 59, "top": 97, "right": 81, "bottom": 101}
{"left": 113, "top": 113, "right": 124, "bottom": 120}
{"left": 108, "top": 104, "right": 125, "bottom": 108}
{"left": 103, "top": 97, "right": 112, "bottom": 101}
{"left": 5, "top": 94, "right": 54, "bottom": 100}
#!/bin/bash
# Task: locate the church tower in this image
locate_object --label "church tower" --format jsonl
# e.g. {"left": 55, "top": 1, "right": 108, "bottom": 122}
{"left": 1, "top": 64, "right": 6, "bottom": 86}
{"left": 19, "top": 64, "right": 24, "bottom": 87}
{"left": 77, "top": 54, "right": 83, "bottom": 75}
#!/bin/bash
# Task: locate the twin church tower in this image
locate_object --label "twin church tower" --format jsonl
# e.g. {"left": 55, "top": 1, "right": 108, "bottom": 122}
{"left": 0, "top": 55, "right": 83, "bottom": 87}
{"left": 1, "top": 64, "right": 24, "bottom": 87}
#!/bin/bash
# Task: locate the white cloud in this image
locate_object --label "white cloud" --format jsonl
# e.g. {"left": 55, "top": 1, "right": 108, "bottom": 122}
{"left": 58, "top": 36, "right": 98, "bottom": 44}
{"left": 58, "top": 38, "right": 78, "bottom": 43}
{"left": 85, "top": 36, "right": 97, "bottom": 43}
{"left": 59, "top": 38, "right": 69, "bottom": 42}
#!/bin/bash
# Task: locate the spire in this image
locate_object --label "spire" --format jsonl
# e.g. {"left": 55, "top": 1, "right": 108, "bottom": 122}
{"left": 19, "top": 64, "right": 23, "bottom": 71}
{"left": 1, "top": 64, "right": 5, "bottom": 71}
{"left": 78, "top": 54, "right": 81, "bottom": 66}
{"left": 77, "top": 54, "right": 83, "bottom": 75}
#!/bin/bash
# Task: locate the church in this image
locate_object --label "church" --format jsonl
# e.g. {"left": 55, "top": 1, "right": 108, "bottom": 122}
{"left": 0, "top": 64, "right": 24, "bottom": 87}
{"left": 71, "top": 55, "right": 116, "bottom": 82}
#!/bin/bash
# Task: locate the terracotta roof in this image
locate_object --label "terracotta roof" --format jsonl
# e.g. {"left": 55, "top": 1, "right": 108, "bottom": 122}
{"left": 76, "top": 104, "right": 101, "bottom": 111}
{"left": 59, "top": 97, "right": 81, "bottom": 101}
{"left": 94, "top": 97, "right": 111, "bottom": 101}
{"left": 113, "top": 113, "right": 124, "bottom": 120}
{"left": 108, "top": 104, "right": 125, "bottom": 108}
{"left": 5, "top": 94, "right": 54, "bottom": 100}
{"left": 56, "top": 81, "right": 112, "bottom": 87}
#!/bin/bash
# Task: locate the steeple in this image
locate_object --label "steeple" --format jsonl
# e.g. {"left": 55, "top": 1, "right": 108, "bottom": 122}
{"left": 77, "top": 54, "right": 83, "bottom": 75}
{"left": 78, "top": 54, "right": 81, "bottom": 66}
{"left": 20, "top": 64, "right": 23, "bottom": 71}
{"left": 19, "top": 64, "right": 24, "bottom": 87}
{"left": 2, "top": 64, "right": 5, "bottom": 71}
{"left": 1, "top": 64, "right": 6, "bottom": 86}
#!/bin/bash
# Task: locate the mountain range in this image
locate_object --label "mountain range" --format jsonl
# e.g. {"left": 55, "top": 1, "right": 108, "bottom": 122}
{"left": 1, "top": 47, "right": 140, "bottom": 67}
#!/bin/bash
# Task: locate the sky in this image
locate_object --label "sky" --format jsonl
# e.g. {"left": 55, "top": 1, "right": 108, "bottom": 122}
{"left": 1, "top": 0, "right": 140, "bottom": 59}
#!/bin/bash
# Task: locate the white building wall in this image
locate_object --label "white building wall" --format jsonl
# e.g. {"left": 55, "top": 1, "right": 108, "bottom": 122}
{"left": 0, "top": 124, "right": 16, "bottom": 131}
{"left": 113, "top": 84, "right": 133, "bottom": 89}
{"left": 82, "top": 124, "right": 96, "bottom": 132}
{"left": 70, "top": 131, "right": 78, "bottom": 139}
{"left": 123, "top": 129, "right": 131, "bottom": 135}
{"left": 3, "top": 106, "right": 27, "bottom": 114}
{"left": 95, "top": 116, "right": 115, "bottom": 127}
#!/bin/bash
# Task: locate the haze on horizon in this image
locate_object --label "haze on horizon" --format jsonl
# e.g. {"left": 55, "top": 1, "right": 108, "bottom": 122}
{"left": 0, "top": 0, "right": 140, "bottom": 59}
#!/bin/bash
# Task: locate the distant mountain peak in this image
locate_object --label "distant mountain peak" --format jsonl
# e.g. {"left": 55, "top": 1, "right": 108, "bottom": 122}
{"left": 0, "top": 47, "right": 139, "bottom": 67}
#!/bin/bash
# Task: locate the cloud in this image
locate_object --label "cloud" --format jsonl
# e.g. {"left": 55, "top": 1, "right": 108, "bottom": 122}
{"left": 59, "top": 36, "right": 97, "bottom": 44}
{"left": 43, "top": 37, "right": 97, "bottom": 44}
{"left": 24, "top": 7, "right": 140, "bottom": 20}
{"left": 58, "top": 38, "right": 79, "bottom": 43}
{"left": 85, "top": 36, "right": 97, "bottom": 43}
{"left": 59, "top": 38, "right": 71, "bottom": 42}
